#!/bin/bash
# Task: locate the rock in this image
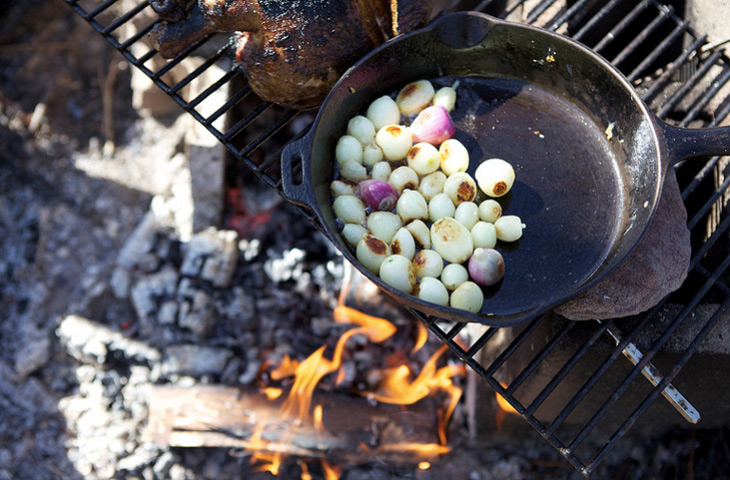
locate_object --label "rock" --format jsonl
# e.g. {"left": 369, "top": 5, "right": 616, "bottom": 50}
{"left": 161, "top": 345, "right": 232, "bottom": 377}
{"left": 177, "top": 280, "right": 214, "bottom": 337}
{"left": 555, "top": 170, "right": 690, "bottom": 320}
{"left": 13, "top": 335, "right": 51, "bottom": 380}
{"left": 57, "top": 315, "right": 161, "bottom": 366}
{"left": 180, "top": 228, "right": 239, "bottom": 288}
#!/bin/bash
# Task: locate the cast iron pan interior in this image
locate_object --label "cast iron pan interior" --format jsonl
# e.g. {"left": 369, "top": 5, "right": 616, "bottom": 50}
{"left": 282, "top": 12, "right": 672, "bottom": 325}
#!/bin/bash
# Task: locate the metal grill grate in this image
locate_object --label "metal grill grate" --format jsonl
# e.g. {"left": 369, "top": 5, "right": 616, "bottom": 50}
{"left": 64, "top": 0, "right": 730, "bottom": 476}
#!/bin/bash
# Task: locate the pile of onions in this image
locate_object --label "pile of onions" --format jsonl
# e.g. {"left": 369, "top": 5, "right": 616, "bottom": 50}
{"left": 331, "top": 78, "right": 525, "bottom": 315}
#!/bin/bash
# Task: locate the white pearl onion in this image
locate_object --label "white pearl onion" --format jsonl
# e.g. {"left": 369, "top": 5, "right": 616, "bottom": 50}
{"left": 406, "top": 142, "right": 441, "bottom": 175}
{"left": 471, "top": 221, "right": 497, "bottom": 249}
{"left": 379, "top": 254, "right": 417, "bottom": 294}
{"left": 333, "top": 195, "right": 365, "bottom": 224}
{"left": 366, "top": 96, "right": 400, "bottom": 130}
{"left": 439, "top": 138, "right": 469, "bottom": 176}
{"left": 432, "top": 85, "right": 457, "bottom": 111}
{"left": 389, "top": 166, "right": 420, "bottom": 193}
{"left": 367, "top": 211, "right": 403, "bottom": 244}
{"left": 395, "top": 80, "right": 435, "bottom": 115}
{"left": 417, "top": 276, "right": 449, "bottom": 306}
{"left": 440, "top": 263, "right": 468, "bottom": 291}
{"left": 335, "top": 135, "right": 363, "bottom": 165}
{"left": 494, "top": 215, "right": 526, "bottom": 242}
{"left": 449, "top": 281, "right": 484, "bottom": 313}
{"left": 356, "top": 234, "right": 391, "bottom": 274}
{"left": 330, "top": 180, "right": 354, "bottom": 197}
{"left": 430, "top": 217, "right": 473, "bottom": 264}
{"left": 347, "top": 115, "right": 376, "bottom": 146}
{"left": 412, "top": 249, "right": 444, "bottom": 278}
{"left": 478, "top": 199, "right": 502, "bottom": 223}
{"left": 363, "top": 141, "right": 384, "bottom": 167}
{"left": 390, "top": 227, "right": 416, "bottom": 260}
{"left": 342, "top": 223, "right": 367, "bottom": 246}
{"left": 418, "top": 171, "right": 447, "bottom": 201}
{"left": 339, "top": 160, "right": 368, "bottom": 182}
{"left": 428, "top": 192, "right": 455, "bottom": 223}
{"left": 405, "top": 220, "right": 431, "bottom": 249}
{"left": 371, "top": 161, "right": 392, "bottom": 182}
{"left": 454, "top": 201, "right": 479, "bottom": 230}
{"left": 376, "top": 125, "right": 413, "bottom": 161}
{"left": 443, "top": 172, "right": 477, "bottom": 206}
{"left": 475, "top": 158, "right": 515, "bottom": 198}
{"left": 396, "top": 189, "right": 429, "bottom": 223}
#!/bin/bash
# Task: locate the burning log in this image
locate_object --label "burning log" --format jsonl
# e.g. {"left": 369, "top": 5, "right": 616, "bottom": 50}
{"left": 145, "top": 385, "right": 449, "bottom": 464}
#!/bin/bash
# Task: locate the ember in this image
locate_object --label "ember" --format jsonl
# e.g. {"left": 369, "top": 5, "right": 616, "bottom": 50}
{"left": 242, "top": 272, "right": 466, "bottom": 476}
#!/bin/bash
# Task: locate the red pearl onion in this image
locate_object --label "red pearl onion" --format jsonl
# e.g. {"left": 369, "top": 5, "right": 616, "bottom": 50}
{"left": 409, "top": 105, "right": 456, "bottom": 145}
{"left": 468, "top": 248, "right": 505, "bottom": 286}
{"left": 357, "top": 179, "right": 399, "bottom": 211}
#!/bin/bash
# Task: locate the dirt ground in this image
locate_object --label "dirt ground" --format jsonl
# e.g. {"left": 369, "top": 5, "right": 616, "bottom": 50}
{"left": 2, "top": 1, "right": 730, "bottom": 479}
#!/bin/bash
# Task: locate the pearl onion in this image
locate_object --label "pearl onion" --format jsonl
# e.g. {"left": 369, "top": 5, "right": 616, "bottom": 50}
{"left": 376, "top": 125, "right": 413, "bottom": 161}
{"left": 333, "top": 195, "right": 365, "bottom": 224}
{"left": 335, "top": 135, "right": 363, "bottom": 165}
{"left": 412, "top": 249, "right": 444, "bottom": 278}
{"left": 396, "top": 189, "right": 429, "bottom": 223}
{"left": 428, "top": 193, "right": 456, "bottom": 223}
{"left": 475, "top": 158, "right": 515, "bottom": 198}
{"left": 439, "top": 138, "right": 469, "bottom": 176}
{"left": 366, "top": 96, "right": 400, "bottom": 130}
{"left": 440, "top": 263, "right": 468, "bottom": 291}
{"left": 449, "top": 281, "right": 484, "bottom": 313}
{"left": 417, "top": 276, "right": 449, "bottom": 306}
{"left": 379, "top": 254, "right": 417, "bottom": 294}
{"left": 367, "top": 211, "right": 402, "bottom": 244}
{"left": 430, "top": 217, "right": 474, "bottom": 264}
{"left": 347, "top": 115, "right": 376, "bottom": 146}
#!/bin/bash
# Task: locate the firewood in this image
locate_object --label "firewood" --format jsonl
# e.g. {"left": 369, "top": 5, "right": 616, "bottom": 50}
{"left": 145, "top": 385, "right": 449, "bottom": 463}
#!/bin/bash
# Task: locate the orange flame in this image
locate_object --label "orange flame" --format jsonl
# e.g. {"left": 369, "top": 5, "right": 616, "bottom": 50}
{"left": 363, "top": 344, "right": 465, "bottom": 445}
{"left": 243, "top": 275, "right": 464, "bottom": 476}
{"left": 495, "top": 381, "right": 519, "bottom": 430}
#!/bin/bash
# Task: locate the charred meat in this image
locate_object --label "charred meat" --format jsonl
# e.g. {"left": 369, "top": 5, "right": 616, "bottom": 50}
{"left": 149, "top": 0, "right": 434, "bottom": 109}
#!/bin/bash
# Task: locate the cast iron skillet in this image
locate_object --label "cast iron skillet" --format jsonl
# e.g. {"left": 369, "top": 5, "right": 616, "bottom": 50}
{"left": 280, "top": 11, "right": 730, "bottom": 326}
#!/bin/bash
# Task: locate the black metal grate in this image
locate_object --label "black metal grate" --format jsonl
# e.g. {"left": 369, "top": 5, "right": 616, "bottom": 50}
{"left": 63, "top": 0, "right": 730, "bottom": 476}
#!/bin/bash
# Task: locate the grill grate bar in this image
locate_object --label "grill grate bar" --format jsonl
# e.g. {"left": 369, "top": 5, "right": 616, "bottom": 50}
{"left": 543, "top": 303, "right": 661, "bottom": 437}
{"left": 609, "top": 4, "right": 674, "bottom": 68}
{"left": 547, "top": 0, "right": 594, "bottom": 32}
{"left": 526, "top": 0, "right": 560, "bottom": 24}
{"left": 657, "top": 49, "right": 725, "bottom": 118}
{"left": 167, "top": 48, "right": 230, "bottom": 95}
{"left": 568, "top": 251, "right": 730, "bottom": 451}
{"left": 118, "top": 19, "right": 158, "bottom": 50}
{"left": 679, "top": 67, "right": 730, "bottom": 127}
{"left": 186, "top": 70, "right": 237, "bottom": 110}
{"left": 483, "top": 315, "right": 546, "bottom": 377}
{"left": 640, "top": 34, "right": 708, "bottom": 104}
{"left": 86, "top": 0, "right": 118, "bottom": 20}
{"left": 505, "top": 321, "right": 577, "bottom": 395}
{"left": 464, "top": 326, "right": 499, "bottom": 360}
{"left": 587, "top": 293, "right": 730, "bottom": 474}
{"left": 592, "top": 0, "right": 652, "bottom": 54}
{"left": 101, "top": 0, "right": 149, "bottom": 36}
{"left": 524, "top": 320, "right": 613, "bottom": 416}
{"left": 572, "top": 0, "right": 624, "bottom": 43}
{"left": 627, "top": 21, "right": 689, "bottom": 82}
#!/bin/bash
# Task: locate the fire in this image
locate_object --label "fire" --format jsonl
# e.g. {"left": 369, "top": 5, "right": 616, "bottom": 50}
{"left": 243, "top": 274, "right": 465, "bottom": 477}
{"left": 495, "top": 381, "right": 520, "bottom": 430}
{"left": 364, "top": 344, "right": 465, "bottom": 445}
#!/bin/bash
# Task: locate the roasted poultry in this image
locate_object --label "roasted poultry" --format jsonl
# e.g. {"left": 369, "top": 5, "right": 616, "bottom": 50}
{"left": 149, "top": 0, "right": 435, "bottom": 109}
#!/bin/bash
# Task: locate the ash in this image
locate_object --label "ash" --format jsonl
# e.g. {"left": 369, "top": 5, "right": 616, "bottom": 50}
{"left": 1, "top": 1, "right": 729, "bottom": 480}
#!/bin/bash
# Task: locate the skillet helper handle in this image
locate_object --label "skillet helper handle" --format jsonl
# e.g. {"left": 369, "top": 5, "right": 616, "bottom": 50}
{"left": 280, "top": 135, "right": 316, "bottom": 210}
{"left": 661, "top": 121, "right": 730, "bottom": 166}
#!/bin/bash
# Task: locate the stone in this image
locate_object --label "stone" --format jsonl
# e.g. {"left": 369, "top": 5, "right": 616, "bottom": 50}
{"left": 57, "top": 315, "right": 161, "bottom": 366}
{"left": 180, "top": 228, "right": 239, "bottom": 288}
{"left": 161, "top": 345, "right": 232, "bottom": 377}
{"left": 555, "top": 170, "right": 690, "bottom": 320}
{"left": 13, "top": 335, "right": 51, "bottom": 380}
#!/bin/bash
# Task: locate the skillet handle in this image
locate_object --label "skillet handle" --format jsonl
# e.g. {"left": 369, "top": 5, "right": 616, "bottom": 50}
{"left": 660, "top": 120, "right": 730, "bottom": 166}
{"left": 280, "top": 134, "right": 317, "bottom": 210}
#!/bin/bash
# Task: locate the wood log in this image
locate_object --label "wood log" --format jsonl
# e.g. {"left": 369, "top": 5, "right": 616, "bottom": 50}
{"left": 145, "top": 385, "right": 450, "bottom": 463}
